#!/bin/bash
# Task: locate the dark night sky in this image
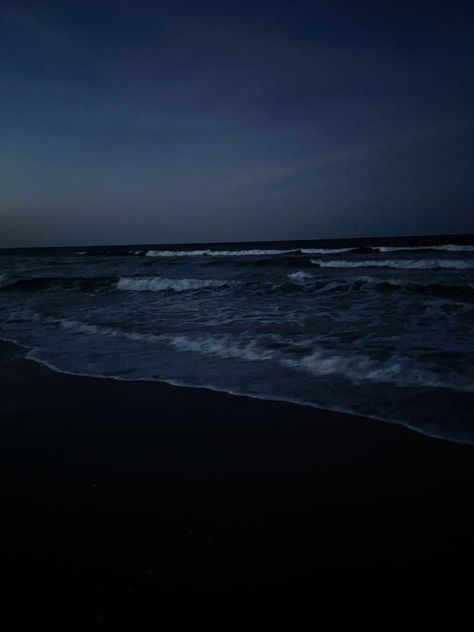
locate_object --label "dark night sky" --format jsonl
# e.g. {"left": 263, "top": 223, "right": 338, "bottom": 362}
{"left": 1, "top": 0, "right": 473, "bottom": 246}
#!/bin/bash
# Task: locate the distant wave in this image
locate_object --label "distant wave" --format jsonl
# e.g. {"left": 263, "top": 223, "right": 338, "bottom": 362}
{"left": 142, "top": 244, "right": 474, "bottom": 257}
{"left": 308, "top": 244, "right": 474, "bottom": 254}
{"left": 303, "top": 246, "right": 378, "bottom": 254}
{"left": 117, "top": 276, "right": 230, "bottom": 292}
{"left": 311, "top": 259, "right": 474, "bottom": 270}
{"left": 144, "top": 246, "right": 383, "bottom": 257}
{"left": 300, "top": 247, "right": 355, "bottom": 254}
{"left": 74, "top": 249, "right": 144, "bottom": 257}
{"left": 145, "top": 248, "right": 299, "bottom": 257}
{"left": 378, "top": 244, "right": 474, "bottom": 253}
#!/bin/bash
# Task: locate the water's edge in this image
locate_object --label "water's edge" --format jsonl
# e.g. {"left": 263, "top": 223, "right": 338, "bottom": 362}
{"left": 0, "top": 336, "right": 462, "bottom": 447}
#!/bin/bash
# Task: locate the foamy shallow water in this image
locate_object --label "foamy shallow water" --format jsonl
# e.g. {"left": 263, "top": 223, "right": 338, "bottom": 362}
{"left": 1, "top": 238, "right": 473, "bottom": 443}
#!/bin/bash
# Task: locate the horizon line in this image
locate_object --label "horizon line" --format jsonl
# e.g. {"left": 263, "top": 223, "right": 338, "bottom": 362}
{"left": 1, "top": 230, "right": 474, "bottom": 252}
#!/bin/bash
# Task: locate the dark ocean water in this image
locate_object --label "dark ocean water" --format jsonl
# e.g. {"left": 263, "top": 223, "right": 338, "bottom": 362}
{"left": 1, "top": 235, "right": 473, "bottom": 444}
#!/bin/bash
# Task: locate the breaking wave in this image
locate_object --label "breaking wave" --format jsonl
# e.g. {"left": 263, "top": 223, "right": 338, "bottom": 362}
{"left": 11, "top": 312, "right": 469, "bottom": 393}
{"left": 144, "top": 244, "right": 474, "bottom": 258}
{"left": 0, "top": 274, "right": 232, "bottom": 294}
{"left": 145, "top": 246, "right": 383, "bottom": 257}
{"left": 144, "top": 246, "right": 386, "bottom": 257}
{"left": 117, "top": 276, "right": 230, "bottom": 292}
{"left": 145, "top": 248, "right": 299, "bottom": 257}
{"left": 282, "top": 348, "right": 473, "bottom": 391}
{"left": 2, "top": 238, "right": 474, "bottom": 445}
{"left": 300, "top": 247, "right": 354, "bottom": 254}
{"left": 311, "top": 259, "right": 474, "bottom": 270}
{"left": 378, "top": 244, "right": 474, "bottom": 253}
{"left": 165, "top": 334, "right": 474, "bottom": 392}
{"left": 169, "top": 334, "right": 276, "bottom": 361}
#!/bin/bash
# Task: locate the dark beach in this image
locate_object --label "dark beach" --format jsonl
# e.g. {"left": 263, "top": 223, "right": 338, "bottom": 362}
{"left": 2, "top": 339, "right": 474, "bottom": 607}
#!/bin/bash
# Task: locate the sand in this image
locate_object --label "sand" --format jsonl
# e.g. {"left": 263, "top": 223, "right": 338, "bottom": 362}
{"left": 1, "top": 339, "right": 474, "bottom": 610}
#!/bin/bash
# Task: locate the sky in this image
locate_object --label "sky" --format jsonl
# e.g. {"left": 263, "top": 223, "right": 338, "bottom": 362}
{"left": 1, "top": 0, "right": 473, "bottom": 247}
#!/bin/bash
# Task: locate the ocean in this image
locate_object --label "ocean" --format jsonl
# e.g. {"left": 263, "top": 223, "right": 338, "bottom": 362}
{"left": 1, "top": 234, "right": 473, "bottom": 444}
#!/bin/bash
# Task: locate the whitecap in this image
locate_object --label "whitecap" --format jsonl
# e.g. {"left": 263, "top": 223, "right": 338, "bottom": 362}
{"left": 145, "top": 248, "right": 298, "bottom": 257}
{"left": 379, "top": 244, "right": 474, "bottom": 253}
{"left": 311, "top": 259, "right": 474, "bottom": 270}
{"left": 300, "top": 247, "right": 354, "bottom": 254}
{"left": 287, "top": 271, "right": 314, "bottom": 282}
{"left": 116, "top": 276, "right": 229, "bottom": 292}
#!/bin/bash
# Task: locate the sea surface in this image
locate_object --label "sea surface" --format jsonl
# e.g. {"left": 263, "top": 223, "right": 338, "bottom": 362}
{"left": 1, "top": 235, "right": 473, "bottom": 444}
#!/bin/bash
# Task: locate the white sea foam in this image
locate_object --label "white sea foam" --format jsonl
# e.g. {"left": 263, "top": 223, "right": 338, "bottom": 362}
{"left": 144, "top": 244, "right": 474, "bottom": 257}
{"left": 144, "top": 247, "right": 371, "bottom": 257}
{"left": 2, "top": 239, "right": 474, "bottom": 447}
{"left": 1, "top": 335, "right": 468, "bottom": 446}
{"left": 287, "top": 271, "right": 313, "bottom": 282}
{"left": 285, "top": 350, "right": 388, "bottom": 378}
{"left": 145, "top": 248, "right": 299, "bottom": 257}
{"left": 117, "top": 276, "right": 229, "bottom": 292}
{"left": 311, "top": 259, "right": 474, "bottom": 269}
{"left": 379, "top": 244, "right": 474, "bottom": 253}
{"left": 55, "top": 318, "right": 121, "bottom": 338}
{"left": 300, "top": 247, "right": 354, "bottom": 254}
{"left": 165, "top": 333, "right": 474, "bottom": 393}
{"left": 169, "top": 334, "right": 276, "bottom": 362}
{"left": 2, "top": 314, "right": 473, "bottom": 452}
{"left": 283, "top": 350, "right": 474, "bottom": 392}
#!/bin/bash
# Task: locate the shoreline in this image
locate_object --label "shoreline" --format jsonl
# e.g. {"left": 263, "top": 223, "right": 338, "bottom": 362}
{"left": 3, "top": 336, "right": 468, "bottom": 447}
{"left": 2, "top": 339, "right": 474, "bottom": 602}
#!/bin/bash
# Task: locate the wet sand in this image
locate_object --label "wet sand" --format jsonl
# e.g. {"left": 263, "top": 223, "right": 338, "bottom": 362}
{"left": 1, "top": 340, "right": 474, "bottom": 610}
